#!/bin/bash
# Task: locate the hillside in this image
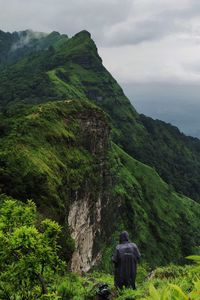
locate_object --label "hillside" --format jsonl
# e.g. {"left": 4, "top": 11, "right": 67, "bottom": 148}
{"left": 0, "top": 29, "right": 200, "bottom": 203}
{"left": 0, "top": 99, "right": 200, "bottom": 273}
{"left": 1, "top": 194, "right": 200, "bottom": 299}
{"left": 0, "top": 29, "right": 200, "bottom": 273}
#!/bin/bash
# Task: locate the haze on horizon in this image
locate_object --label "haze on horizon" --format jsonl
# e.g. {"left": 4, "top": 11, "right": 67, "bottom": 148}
{"left": 1, "top": 0, "right": 200, "bottom": 137}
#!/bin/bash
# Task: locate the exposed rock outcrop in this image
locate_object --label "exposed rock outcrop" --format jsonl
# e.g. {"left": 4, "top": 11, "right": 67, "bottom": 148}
{"left": 68, "top": 194, "right": 102, "bottom": 273}
{"left": 68, "top": 107, "right": 112, "bottom": 273}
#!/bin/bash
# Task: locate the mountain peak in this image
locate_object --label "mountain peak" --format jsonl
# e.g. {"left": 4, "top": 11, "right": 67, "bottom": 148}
{"left": 73, "top": 30, "right": 91, "bottom": 39}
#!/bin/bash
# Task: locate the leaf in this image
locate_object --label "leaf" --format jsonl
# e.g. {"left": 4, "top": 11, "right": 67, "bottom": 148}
{"left": 160, "top": 287, "right": 171, "bottom": 300}
{"left": 193, "top": 280, "right": 200, "bottom": 290}
{"left": 149, "top": 284, "right": 160, "bottom": 300}
{"left": 186, "top": 255, "right": 200, "bottom": 263}
{"left": 169, "top": 284, "right": 188, "bottom": 300}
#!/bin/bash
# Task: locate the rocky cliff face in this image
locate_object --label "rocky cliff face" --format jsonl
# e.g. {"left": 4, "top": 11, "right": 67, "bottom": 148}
{"left": 67, "top": 109, "right": 112, "bottom": 273}
{"left": 0, "top": 99, "right": 115, "bottom": 273}
{"left": 68, "top": 194, "right": 102, "bottom": 272}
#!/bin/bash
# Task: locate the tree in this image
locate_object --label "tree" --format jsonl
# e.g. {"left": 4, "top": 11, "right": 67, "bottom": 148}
{"left": 0, "top": 196, "right": 65, "bottom": 299}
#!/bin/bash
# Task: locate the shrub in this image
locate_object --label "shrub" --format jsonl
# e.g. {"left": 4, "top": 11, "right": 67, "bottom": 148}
{"left": 0, "top": 196, "right": 65, "bottom": 299}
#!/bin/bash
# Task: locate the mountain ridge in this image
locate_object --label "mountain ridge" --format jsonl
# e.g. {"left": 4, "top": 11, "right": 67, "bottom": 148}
{"left": 0, "top": 29, "right": 200, "bottom": 271}
{"left": 1, "top": 28, "right": 200, "bottom": 201}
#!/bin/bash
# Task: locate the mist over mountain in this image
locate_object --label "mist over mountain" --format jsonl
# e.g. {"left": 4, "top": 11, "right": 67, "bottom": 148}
{"left": 0, "top": 29, "right": 67, "bottom": 66}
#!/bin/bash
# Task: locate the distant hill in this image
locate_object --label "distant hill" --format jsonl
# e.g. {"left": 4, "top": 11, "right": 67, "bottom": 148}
{"left": 124, "top": 82, "right": 200, "bottom": 139}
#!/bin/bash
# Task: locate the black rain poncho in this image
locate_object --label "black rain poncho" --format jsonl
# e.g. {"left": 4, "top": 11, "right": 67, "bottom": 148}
{"left": 112, "top": 231, "right": 141, "bottom": 289}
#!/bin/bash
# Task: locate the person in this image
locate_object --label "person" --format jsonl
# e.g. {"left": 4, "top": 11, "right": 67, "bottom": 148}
{"left": 112, "top": 231, "right": 141, "bottom": 289}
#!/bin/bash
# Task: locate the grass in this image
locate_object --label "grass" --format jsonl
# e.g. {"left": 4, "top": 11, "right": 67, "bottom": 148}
{"left": 99, "top": 143, "right": 200, "bottom": 268}
{"left": 52, "top": 261, "right": 199, "bottom": 299}
{"left": 1, "top": 99, "right": 200, "bottom": 268}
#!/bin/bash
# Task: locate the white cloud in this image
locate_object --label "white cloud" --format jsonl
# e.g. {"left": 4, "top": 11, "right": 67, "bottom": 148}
{"left": 99, "top": 31, "right": 200, "bottom": 84}
{"left": 0, "top": 0, "right": 132, "bottom": 39}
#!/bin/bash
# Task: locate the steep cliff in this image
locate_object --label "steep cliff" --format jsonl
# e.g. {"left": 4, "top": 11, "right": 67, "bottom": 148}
{"left": 1, "top": 99, "right": 200, "bottom": 272}
{"left": 1, "top": 29, "right": 200, "bottom": 271}
{"left": 0, "top": 100, "right": 114, "bottom": 271}
{"left": 1, "top": 29, "right": 200, "bottom": 202}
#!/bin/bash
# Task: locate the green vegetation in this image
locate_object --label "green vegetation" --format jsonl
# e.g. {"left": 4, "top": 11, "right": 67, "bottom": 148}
{"left": 0, "top": 195, "right": 64, "bottom": 299}
{"left": 0, "top": 100, "right": 102, "bottom": 206}
{"left": 0, "top": 29, "right": 200, "bottom": 298}
{"left": 1, "top": 29, "right": 200, "bottom": 202}
{"left": 102, "top": 143, "right": 200, "bottom": 268}
{"left": 0, "top": 196, "right": 199, "bottom": 299}
{"left": 56, "top": 257, "right": 200, "bottom": 300}
{"left": 0, "top": 29, "right": 67, "bottom": 68}
{"left": 130, "top": 114, "right": 200, "bottom": 202}
{"left": 0, "top": 98, "right": 199, "bottom": 269}
{"left": 0, "top": 99, "right": 113, "bottom": 262}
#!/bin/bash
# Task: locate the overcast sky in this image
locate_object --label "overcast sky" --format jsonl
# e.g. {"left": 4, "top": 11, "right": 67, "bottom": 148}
{"left": 1, "top": 0, "right": 200, "bottom": 136}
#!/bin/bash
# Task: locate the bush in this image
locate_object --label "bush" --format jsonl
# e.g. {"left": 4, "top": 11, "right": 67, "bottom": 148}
{"left": 0, "top": 196, "right": 65, "bottom": 299}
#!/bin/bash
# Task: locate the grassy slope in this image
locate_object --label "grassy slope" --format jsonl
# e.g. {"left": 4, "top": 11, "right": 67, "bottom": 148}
{"left": 0, "top": 28, "right": 200, "bottom": 298}
{"left": 0, "top": 100, "right": 103, "bottom": 211}
{"left": 57, "top": 262, "right": 199, "bottom": 299}
{"left": 1, "top": 99, "right": 200, "bottom": 268}
{"left": 1, "top": 193, "right": 199, "bottom": 300}
{"left": 1, "top": 29, "right": 200, "bottom": 203}
{"left": 0, "top": 29, "right": 200, "bottom": 266}
{"left": 102, "top": 143, "right": 200, "bottom": 269}
{"left": 58, "top": 33, "right": 200, "bottom": 203}
{"left": 0, "top": 99, "right": 106, "bottom": 259}
{"left": 52, "top": 32, "right": 200, "bottom": 203}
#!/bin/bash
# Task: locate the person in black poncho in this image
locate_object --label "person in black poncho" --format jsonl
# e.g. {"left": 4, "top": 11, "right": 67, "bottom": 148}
{"left": 112, "top": 231, "right": 141, "bottom": 289}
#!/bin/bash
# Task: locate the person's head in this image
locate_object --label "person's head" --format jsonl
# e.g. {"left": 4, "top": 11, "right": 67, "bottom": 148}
{"left": 119, "top": 231, "right": 129, "bottom": 243}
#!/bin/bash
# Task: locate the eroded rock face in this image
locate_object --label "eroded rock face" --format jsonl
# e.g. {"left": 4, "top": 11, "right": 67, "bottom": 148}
{"left": 68, "top": 194, "right": 102, "bottom": 273}
{"left": 68, "top": 109, "right": 112, "bottom": 273}
{"left": 77, "top": 109, "right": 110, "bottom": 157}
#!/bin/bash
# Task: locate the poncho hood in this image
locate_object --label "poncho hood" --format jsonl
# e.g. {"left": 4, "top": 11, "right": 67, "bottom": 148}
{"left": 119, "top": 231, "right": 129, "bottom": 243}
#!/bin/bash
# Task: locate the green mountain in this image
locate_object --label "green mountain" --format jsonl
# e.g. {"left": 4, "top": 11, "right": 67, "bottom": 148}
{"left": 1, "top": 30, "right": 200, "bottom": 202}
{"left": 1, "top": 99, "right": 200, "bottom": 271}
{"left": 0, "top": 29, "right": 200, "bottom": 271}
